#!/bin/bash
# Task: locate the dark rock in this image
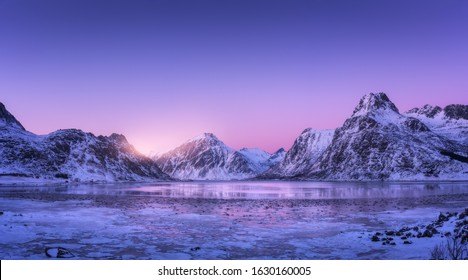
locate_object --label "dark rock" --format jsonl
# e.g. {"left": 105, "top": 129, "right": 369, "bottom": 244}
{"left": 422, "top": 230, "right": 433, "bottom": 238}
{"left": 371, "top": 235, "right": 380, "bottom": 242}
{"left": 404, "top": 118, "right": 430, "bottom": 132}
{"left": 45, "top": 247, "right": 75, "bottom": 258}
{"left": 403, "top": 241, "right": 412, "bottom": 244}
{"left": 385, "top": 231, "right": 395, "bottom": 236}
{"left": 190, "top": 247, "right": 201, "bottom": 251}
{"left": 438, "top": 213, "right": 448, "bottom": 222}
{"left": 443, "top": 104, "right": 468, "bottom": 120}
{"left": 406, "top": 105, "right": 442, "bottom": 118}
{"left": 459, "top": 209, "right": 468, "bottom": 219}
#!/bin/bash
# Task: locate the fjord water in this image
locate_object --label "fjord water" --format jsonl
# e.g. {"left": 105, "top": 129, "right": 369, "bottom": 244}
{"left": 4, "top": 181, "right": 468, "bottom": 199}
{"left": 0, "top": 181, "right": 467, "bottom": 259}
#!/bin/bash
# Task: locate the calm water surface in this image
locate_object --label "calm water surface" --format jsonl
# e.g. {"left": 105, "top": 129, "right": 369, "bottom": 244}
{"left": 2, "top": 181, "right": 467, "bottom": 199}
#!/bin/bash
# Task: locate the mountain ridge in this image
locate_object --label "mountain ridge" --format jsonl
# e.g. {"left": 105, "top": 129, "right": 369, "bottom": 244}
{"left": 1, "top": 92, "right": 467, "bottom": 182}
{"left": 0, "top": 103, "right": 170, "bottom": 183}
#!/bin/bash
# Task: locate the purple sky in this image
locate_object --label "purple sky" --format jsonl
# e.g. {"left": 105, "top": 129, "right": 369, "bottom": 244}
{"left": 1, "top": 0, "right": 467, "bottom": 154}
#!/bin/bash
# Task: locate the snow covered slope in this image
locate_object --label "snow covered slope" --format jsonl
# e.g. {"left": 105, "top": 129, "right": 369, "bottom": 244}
{"left": 0, "top": 103, "right": 25, "bottom": 130}
{"left": 0, "top": 102, "right": 170, "bottom": 183}
{"left": 155, "top": 133, "right": 284, "bottom": 180}
{"left": 239, "top": 147, "right": 286, "bottom": 173}
{"left": 263, "top": 129, "right": 335, "bottom": 178}
{"left": 405, "top": 104, "right": 468, "bottom": 145}
{"left": 309, "top": 93, "right": 468, "bottom": 180}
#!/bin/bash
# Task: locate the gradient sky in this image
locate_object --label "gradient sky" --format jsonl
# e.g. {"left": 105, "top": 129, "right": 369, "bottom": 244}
{"left": 1, "top": 0, "right": 467, "bottom": 154}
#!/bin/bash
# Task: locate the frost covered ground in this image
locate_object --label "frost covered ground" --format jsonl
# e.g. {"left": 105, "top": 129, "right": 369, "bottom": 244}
{"left": 0, "top": 181, "right": 467, "bottom": 259}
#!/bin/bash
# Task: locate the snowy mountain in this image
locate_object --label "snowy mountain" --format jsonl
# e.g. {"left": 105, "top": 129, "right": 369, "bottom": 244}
{"left": 262, "top": 129, "right": 334, "bottom": 178}
{"left": 155, "top": 133, "right": 284, "bottom": 180}
{"left": 0, "top": 102, "right": 170, "bottom": 183}
{"left": 405, "top": 104, "right": 468, "bottom": 145}
{"left": 262, "top": 92, "right": 468, "bottom": 180}
{"left": 309, "top": 93, "right": 468, "bottom": 180}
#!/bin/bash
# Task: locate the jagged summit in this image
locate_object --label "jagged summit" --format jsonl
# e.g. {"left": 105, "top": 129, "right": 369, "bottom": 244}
{"left": 405, "top": 103, "right": 468, "bottom": 145}
{"left": 352, "top": 92, "right": 399, "bottom": 117}
{"left": 0, "top": 102, "right": 25, "bottom": 130}
{"left": 406, "top": 105, "right": 442, "bottom": 118}
{"left": 406, "top": 104, "right": 468, "bottom": 120}
{"left": 274, "top": 148, "right": 286, "bottom": 154}
{"left": 0, "top": 102, "right": 169, "bottom": 182}
{"left": 108, "top": 133, "right": 129, "bottom": 143}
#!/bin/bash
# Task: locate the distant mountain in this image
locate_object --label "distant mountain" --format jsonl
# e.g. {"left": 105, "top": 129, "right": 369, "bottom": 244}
{"left": 155, "top": 133, "right": 285, "bottom": 180}
{"left": 239, "top": 147, "right": 286, "bottom": 173}
{"left": 0, "top": 102, "right": 170, "bottom": 183}
{"left": 262, "top": 128, "right": 334, "bottom": 178}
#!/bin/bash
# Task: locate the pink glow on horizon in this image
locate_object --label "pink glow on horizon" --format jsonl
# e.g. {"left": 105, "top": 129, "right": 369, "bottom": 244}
{"left": 1, "top": 1, "right": 467, "bottom": 154}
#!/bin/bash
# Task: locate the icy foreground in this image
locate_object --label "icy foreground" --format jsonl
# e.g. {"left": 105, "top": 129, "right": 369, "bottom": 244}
{"left": 0, "top": 181, "right": 467, "bottom": 260}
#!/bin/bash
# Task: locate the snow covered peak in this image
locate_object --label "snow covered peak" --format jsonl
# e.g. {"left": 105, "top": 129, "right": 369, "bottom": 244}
{"left": 406, "top": 105, "right": 442, "bottom": 118}
{"left": 352, "top": 92, "right": 399, "bottom": 117}
{"left": 108, "top": 133, "right": 129, "bottom": 144}
{"left": 0, "top": 102, "right": 25, "bottom": 130}
{"left": 273, "top": 148, "right": 286, "bottom": 155}
{"left": 188, "top": 132, "right": 223, "bottom": 145}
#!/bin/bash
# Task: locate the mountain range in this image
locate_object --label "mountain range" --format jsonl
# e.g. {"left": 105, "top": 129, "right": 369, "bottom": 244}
{"left": 0, "top": 103, "right": 170, "bottom": 183}
{"left": 153, "top": 133, "right": 285, "bottom": 180}
{"left": 1, "top": 92, "right": 467, "bottom": 182}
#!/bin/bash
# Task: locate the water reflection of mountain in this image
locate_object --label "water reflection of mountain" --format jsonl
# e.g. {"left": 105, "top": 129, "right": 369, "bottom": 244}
{"left": 2, "top": 181, "right": 466, "bottom": 200}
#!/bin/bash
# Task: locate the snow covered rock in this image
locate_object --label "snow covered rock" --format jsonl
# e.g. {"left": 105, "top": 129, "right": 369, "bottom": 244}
{"left": 0, "top": 103, "right": 25, "bottom": 131}
{"left": 262, "top": 129, "right": 334, "bottom": 178}
{"left": 45, "top": 247, "right": 75, "bottom": 258}
{"left": 405, "top": 104, "right": 468, "bottom": 145}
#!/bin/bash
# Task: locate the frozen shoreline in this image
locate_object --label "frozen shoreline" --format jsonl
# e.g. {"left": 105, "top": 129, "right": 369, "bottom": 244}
{"left": 1, "top": 183, "right": 467, "bottom": 260}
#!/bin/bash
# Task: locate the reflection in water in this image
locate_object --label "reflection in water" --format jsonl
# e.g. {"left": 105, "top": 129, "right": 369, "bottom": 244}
{"left": 1, "top": 181, "right": 467, "bottom": 200}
